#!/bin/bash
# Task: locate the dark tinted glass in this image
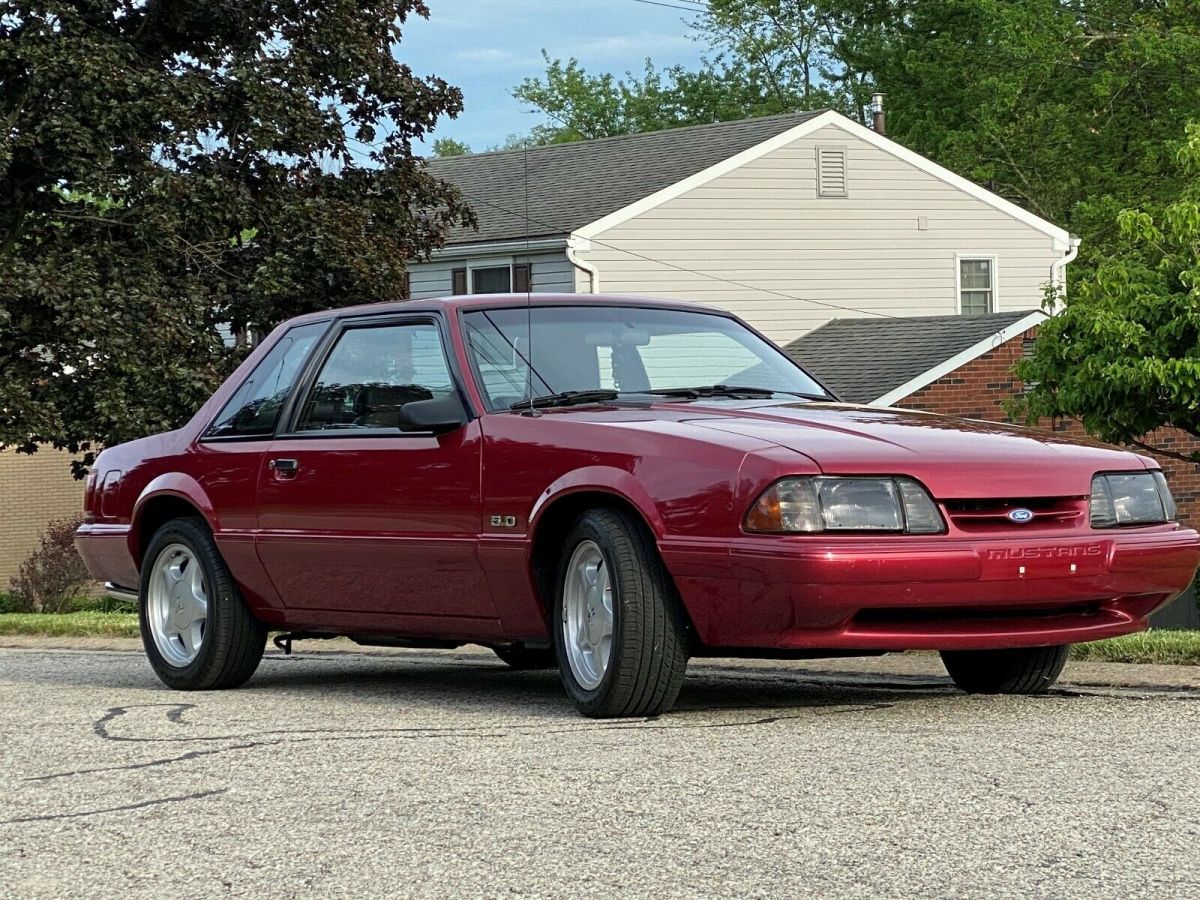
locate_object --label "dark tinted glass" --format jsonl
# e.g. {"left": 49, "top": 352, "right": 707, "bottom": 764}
{"left": 295, "top": 322, "right": 455, "bottom": 431}
{"left": 205, "top": 322, "right": 326, "bottom": 438}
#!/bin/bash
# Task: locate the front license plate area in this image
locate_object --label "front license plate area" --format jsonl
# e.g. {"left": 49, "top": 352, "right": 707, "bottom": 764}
{"left": 980, "top": 542, "right": 1109, "bottom": 580}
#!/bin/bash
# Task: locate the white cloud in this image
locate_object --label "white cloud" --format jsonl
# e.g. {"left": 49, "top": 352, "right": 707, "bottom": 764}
{"left": 563, "top": 32, "right": 696, "bottom": 63}
{"left": 453, "top": 47, "right": 518, "bottom": 64}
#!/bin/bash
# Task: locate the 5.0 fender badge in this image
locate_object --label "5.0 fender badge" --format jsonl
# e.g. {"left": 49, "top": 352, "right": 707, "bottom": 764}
{"left": 490, "top": 515, "right": 518, "bottom": 528}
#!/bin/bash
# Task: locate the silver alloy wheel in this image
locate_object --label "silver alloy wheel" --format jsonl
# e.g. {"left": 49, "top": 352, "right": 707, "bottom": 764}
{"left": 562, "top": 539, "right": 614, "bottom": 690}
{"left": 147, "top": 543, "right": 209, "bottom": 667}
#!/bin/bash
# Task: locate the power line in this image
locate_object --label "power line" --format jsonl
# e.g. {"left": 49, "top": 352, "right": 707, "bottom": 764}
{"left": 629, "top": 0, "right": 707, "bottom": 13}
{"left": 455, "top": 188, "right": 904, "bottom": 321}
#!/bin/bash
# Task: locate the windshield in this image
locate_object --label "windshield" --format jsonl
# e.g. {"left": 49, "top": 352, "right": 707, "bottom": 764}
{"left": 462, "top": 304, "right": 831, "bottom": 412}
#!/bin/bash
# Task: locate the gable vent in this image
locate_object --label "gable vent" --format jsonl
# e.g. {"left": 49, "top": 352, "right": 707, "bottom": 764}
{"left": 817, "top": 147, "right": 848, "bottom": 198}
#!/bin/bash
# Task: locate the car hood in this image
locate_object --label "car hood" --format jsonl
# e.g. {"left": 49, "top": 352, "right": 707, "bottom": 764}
{"left": 679, "top": 402, "right": 1149, "bottom": 499}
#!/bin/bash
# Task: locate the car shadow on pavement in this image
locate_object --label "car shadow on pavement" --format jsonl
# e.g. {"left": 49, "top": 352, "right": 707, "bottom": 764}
{"left": 236, "top": 652, "right": 959, "bottom": 718}
{"left": 4, "top": 646, "right": 959, "bottom": 719}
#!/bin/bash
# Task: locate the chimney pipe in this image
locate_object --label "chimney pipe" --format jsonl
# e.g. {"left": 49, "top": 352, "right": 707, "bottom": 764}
{"left": 870, "top": 92, "right": 886, "bottom": 135}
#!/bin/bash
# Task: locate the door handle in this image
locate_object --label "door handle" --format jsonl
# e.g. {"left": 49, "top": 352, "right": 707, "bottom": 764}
{"left": 268, "top": 458, "right": 299, "bottom": 475}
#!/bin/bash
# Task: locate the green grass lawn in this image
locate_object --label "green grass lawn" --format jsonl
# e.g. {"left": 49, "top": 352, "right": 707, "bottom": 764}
{"left": 1069, "top": 630, "right": 1200, "bottom": 665}
{"left": 0, "top": 611, "right": 140, "bottom": 638}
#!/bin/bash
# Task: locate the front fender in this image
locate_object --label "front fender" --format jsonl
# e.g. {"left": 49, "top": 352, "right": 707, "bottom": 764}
{"left": 528, "top": 466, "right": 667, "bottom": 539}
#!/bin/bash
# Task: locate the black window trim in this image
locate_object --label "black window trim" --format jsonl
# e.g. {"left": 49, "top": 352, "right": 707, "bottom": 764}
{"left": 198, "top": 318, "right": 334, "bottom": 444}
{"left": 275, "top": 310, "right": 476, "bottom": 440}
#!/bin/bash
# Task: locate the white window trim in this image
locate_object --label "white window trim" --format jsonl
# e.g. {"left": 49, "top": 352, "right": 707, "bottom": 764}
{"left": 955, "top": 254, "right": 999, "bottom": 315}
{"left": 467, "top": 257, "right": 515, "bottom": 294}
{"left": 816, "top": 145, "right": 848, "bottom": 198}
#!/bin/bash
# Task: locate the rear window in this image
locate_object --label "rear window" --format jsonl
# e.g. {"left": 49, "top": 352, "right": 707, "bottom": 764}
{"left": 205, "top": 322, "right": 327, "bottom": 438}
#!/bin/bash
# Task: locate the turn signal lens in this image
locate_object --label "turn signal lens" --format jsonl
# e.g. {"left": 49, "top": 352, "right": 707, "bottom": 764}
{"left": 745, "top": 477, "right": 945, "bottom": 534}
{"left": 745, "top": 479, "right": 822, "bottom": 532}
{"left": 1151, "top": 471, "right": 1178, "bottom": 521}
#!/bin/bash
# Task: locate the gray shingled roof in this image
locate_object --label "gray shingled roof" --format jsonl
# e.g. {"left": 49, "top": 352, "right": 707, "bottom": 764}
{"left": 784, "top": 311, "right": 1042, "bottom": 404}
{"left": 426, "top": 111, "right": 826, "bottom": 245}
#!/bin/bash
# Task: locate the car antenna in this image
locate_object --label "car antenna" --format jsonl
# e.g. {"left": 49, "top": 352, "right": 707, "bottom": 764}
{"left": 520, "top": 136, "right": 540, "bottom": 417}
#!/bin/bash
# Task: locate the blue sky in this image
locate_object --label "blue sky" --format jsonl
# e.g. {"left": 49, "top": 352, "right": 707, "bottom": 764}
{"left": 401, "top": 0, "right": 708, "bottom": 152}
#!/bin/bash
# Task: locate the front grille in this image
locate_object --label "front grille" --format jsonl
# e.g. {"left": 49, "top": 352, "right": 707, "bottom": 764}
{"left": 943, "top": 497, "right": 1087, "bottom": 532}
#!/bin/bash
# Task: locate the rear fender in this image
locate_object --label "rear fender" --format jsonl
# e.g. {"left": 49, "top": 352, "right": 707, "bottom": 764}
{"left": 130, "top": 474, "right": 218, "bottom": 561}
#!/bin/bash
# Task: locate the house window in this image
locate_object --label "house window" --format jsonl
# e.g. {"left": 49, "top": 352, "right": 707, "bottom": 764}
{"left": 450, "top": 263, "right": 532, "bottom": 295}
{"left": 472, "top": 266, "right": 512, "bottom": 294}
{"left": 817, "top": 147, "right": 847, "bottom": 198}
{"left": 958, "top": 258, "right": 995, "bottom": 314}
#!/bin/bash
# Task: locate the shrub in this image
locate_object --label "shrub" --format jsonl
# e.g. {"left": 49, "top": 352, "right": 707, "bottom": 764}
{"left": 8, "top": 517, "right": 94, "bottom": 613}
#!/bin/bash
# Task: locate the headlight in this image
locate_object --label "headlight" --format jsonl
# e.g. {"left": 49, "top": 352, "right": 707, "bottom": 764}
{"left": 745, "top": 476, "right": 945, "bottom": 534}
{"left": 1090, "top": 471, "right": 1175, "bottom": 527}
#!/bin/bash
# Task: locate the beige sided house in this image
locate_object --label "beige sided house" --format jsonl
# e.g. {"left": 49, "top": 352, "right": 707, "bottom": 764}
{"left": 415, "top": 109, "right": 1077, "bottom": 345}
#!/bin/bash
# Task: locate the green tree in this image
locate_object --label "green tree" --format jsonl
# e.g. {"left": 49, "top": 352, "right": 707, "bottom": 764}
{"left": 432, "top": 137, "right": 472, "bottom": 157}
{"left": 511, "top": 52, "right": 786, "bottom": 145}
{"left": 0, "top": 0, "right": 473, "bottom": 473}
{"left": 695, "top": 0, "right": 868, "bottom": 117}
{"left": 1014, "top": 123, "right": 1200, "bottom": 459}
{"left": 830, "top": 0, "right": 1200, "bottom": 263}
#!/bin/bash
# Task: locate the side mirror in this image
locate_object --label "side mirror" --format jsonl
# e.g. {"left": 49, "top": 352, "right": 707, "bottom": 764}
{"left": 397, "top": 394, "right": 468, "bottom": 435}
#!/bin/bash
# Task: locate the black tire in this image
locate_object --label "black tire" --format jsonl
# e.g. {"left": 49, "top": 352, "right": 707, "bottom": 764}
{"left": 553, "top": 508, "right": 690, "bottom": 718}
{"left": 138, "top": 517, "right": 267, "bottom": 690}
{"left": 941, "top": 645, "right": 1069, "bottom": 695}
{"left": 492, "top": 645, "right": 557, "bottom": 669}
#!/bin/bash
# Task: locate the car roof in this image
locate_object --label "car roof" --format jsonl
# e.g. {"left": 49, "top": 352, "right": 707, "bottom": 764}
{"left": 283, "top": 293, "right": 730, "bottom": 327}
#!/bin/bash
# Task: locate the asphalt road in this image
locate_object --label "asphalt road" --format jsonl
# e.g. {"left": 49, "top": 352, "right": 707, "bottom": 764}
{"left": 2, "top": 642, "right": 1199, "bottom": 899}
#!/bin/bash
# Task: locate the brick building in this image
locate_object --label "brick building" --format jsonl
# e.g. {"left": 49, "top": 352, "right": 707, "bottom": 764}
{"left": 0, "top": 448, "right": 88, "bottom": 588}
{"left": 785, "top": 309, "right": 1200, "bottom": 529}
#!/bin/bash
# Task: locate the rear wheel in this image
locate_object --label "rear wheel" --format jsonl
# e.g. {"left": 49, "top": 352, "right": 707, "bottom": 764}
{"left": 139, "top": 517, "right": 267, "bottom": 690}
{"left": 553, "top": 508, "right": 690, "bottom": 718}
{"left": 941, "top": 645, "right": 1069, "bottom": 695}
{"left": 492, "top": 645, "right": 556, "bottom": 669}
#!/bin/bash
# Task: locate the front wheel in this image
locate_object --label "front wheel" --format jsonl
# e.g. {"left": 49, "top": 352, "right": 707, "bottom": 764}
{"left": 139, "top": 517, "right": 267, "bottom": 690}
{"left": 941, "top": 645, "right": 1069, "bottom": 695}
{"left": 553, "top": 509, "right": 690, "bottom": 718}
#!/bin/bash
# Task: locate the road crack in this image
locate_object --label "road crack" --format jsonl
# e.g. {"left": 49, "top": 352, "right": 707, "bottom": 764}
{"left": 0, "top": 788, "right": 228, "bottom": 824}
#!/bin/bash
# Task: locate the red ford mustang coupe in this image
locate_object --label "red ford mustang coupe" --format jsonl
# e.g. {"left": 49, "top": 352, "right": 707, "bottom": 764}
{"left": 76, "top": 295, "right": 1200, "bottom": 717}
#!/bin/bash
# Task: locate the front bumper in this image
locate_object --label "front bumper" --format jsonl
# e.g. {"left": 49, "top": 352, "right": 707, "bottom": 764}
{"left": 661, "top": 527, "right": 1200, "bottom": 651}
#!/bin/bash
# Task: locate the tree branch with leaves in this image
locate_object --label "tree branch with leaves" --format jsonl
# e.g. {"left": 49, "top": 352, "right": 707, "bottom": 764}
{"left": 1014, "top": 123, "right": 1200, "bottom": 461}
{"left": 0, "top": 0, "right": 474, "bottom": 473}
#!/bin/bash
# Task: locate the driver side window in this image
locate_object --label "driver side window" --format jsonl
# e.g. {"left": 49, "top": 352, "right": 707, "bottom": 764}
{"left": 295, "top": 321, "right": 455, "bottom": 431}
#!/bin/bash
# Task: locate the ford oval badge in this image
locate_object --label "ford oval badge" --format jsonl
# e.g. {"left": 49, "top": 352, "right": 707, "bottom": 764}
{"left": 1007, "top": 508, "right": 1035, "bottom": 524}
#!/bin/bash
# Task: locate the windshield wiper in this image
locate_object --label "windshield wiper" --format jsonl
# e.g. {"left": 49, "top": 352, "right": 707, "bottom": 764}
{"left": 644, "top": 384, "right": 779, "bottom": 399}
{"left": 644, "top": 385, "right": 835, "bottom": 402}
{"left": 512, "top": 389, "right": 621, "bottom": 410}
{"left": 775, "top": 390, "right": 837, "bottom": 402}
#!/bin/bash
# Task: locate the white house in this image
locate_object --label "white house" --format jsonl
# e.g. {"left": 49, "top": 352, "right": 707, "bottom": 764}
{"left": 413, "top": 109, "right": 1077, "bottom": 346}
